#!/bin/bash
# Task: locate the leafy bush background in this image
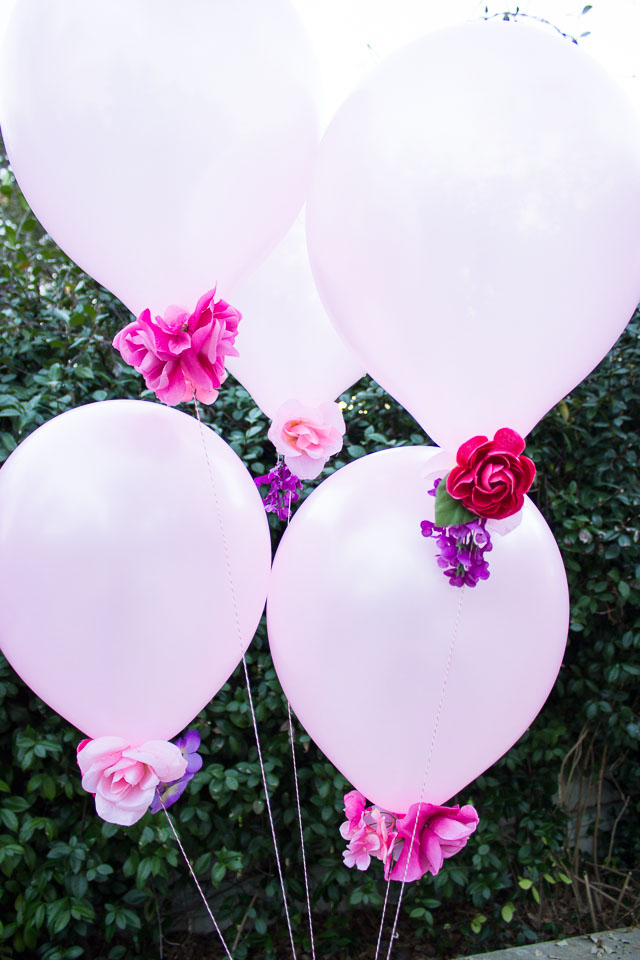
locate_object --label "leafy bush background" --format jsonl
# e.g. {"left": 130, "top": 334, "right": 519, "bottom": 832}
{"left": 1, "top": 133, "right": 639, "bottom": 960}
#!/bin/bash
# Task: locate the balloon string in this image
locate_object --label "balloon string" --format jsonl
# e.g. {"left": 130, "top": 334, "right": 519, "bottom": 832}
{"left": 374, "top": 879, "right": 392, "bottom": 960}
{"left": 193, "top": 401, "right": 298, "bottom": 960}
{"left": 287, "top": 704, "right": 317, "bottom": 960}
{"left": 284, "top": 484, "right": 318, "bottom": 959}
{"left": 376, "top": 588, "right": 466, "bottom": 960}
{"left": 160, "top": 799, "right": 234, "bottom": 959}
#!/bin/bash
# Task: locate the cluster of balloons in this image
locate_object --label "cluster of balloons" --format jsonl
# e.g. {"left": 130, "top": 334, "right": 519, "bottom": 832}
{"left": 1, "top": 2, "right": 640, "bottom": 827}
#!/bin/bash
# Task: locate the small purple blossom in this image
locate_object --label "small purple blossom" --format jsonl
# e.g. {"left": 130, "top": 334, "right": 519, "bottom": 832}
{"left": 255, "top": 461, "right": 303, "bottom": 521}
{"left": 421, "top": 479, "right": 492, "bottom": 588}
{"left": 178, "top": 730, "right": 204, "bottom": 776}
{"left": 149, "top": 729, "right": 202, "bottom": 814}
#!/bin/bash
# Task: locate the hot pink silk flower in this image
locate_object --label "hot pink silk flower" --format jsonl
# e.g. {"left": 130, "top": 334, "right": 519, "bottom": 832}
{"left": 388, "top": 802, "right": 479, "bottom": 882}
{"left": 112, "top": 288, "right": 240, "bottom": 405}
{"left": 77, "top": 737, "right": 187, "bottom": 826}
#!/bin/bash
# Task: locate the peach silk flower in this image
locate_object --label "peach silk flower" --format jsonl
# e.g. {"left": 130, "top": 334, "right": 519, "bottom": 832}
{"left": 112, "top": 288, "right": 240, "bottom": 406}
{"left": 77, "top": 737, "right": 187, "bottom": 826}
{"left": 268, "top": 400, "right": 346, "bottom": 480}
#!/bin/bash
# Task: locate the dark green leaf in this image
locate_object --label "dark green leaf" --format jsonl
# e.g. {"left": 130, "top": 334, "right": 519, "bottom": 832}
{"left": 434, "top": 477, "right": 476, "bottom": 526}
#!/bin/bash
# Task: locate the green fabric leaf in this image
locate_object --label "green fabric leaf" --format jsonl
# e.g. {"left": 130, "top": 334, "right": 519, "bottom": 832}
{"left": 434, "top": 476, "right": 476, "bottom": 526}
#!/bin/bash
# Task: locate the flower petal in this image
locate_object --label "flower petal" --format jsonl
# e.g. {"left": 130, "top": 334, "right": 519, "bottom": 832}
{"left": 492, "top": 427, "right": 525, "bottom": 455}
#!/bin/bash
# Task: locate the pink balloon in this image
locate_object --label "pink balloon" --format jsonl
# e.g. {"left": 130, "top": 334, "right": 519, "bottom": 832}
{"left": 0, "top": 0, "right": 318, "bottom": 316}
{"left": 0, "top": 401, "right": 271, "bottom": 742}
{"left": 306, "top": 20, "right": 640, "bottom": 450}
{"left": 227, "top": 213, "right": 364, "bottom": 419}
{"left": 267, "top": 446, "right": 569, "bottom": 811}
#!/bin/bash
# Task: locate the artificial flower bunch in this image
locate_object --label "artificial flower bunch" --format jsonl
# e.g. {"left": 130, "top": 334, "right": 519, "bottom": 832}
{"left": 113, "top": 288, "right": 240, "bottom": 406}
{"left": 77, "top": 730, "right": 202, "bottom": 826}
{"left": 421, "top": 428, "right": 536, "bottom": 588}
{"left": 421, "top": 479, "right": 493, "bottom": 588}
{"left": 255, "top": 399, "right": 346, "bottom": 516}
{"left": 340, "top": 789, "right": 478, "bottom": 883}
{"left": 254, "top": 462, "right": 303, "bottom": 521}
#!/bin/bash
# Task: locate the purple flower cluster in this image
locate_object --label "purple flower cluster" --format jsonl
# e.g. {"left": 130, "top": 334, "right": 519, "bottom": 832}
{"left": 421, "top": 479, "right": 492, "bottom": 588}
{"left": 149, "top": 730, "right": 203, "bottom": 814}
{"left": 255, "top": 461, "right": 302, "bottom": 521}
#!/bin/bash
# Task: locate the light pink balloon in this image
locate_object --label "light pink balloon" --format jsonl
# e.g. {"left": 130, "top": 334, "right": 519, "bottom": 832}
{"left": 227, "top": 213, "right": 364, "bottom": 419}
{"left": 267, "top": 446, "right": 569, "bottom": 811}
{"left": 0, "top": 0, "right": 318, "bottom": 316}
{"left": 0, "top": 401, "right": 271, "bottom": 742}
{"left": 307, "top": 20, "right": 640, "bottom": 450}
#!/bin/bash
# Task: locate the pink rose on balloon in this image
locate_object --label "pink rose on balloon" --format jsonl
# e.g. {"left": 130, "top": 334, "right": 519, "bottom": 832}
{"left": 446, "top": 428, "right": 535, "bottom": 520}
{"left": 113, "top": 288, "right": 240, "bottom": 406}
{"left": 77, "top": 736, "right": 187, "bottom": 826}
{"left": 268, "top": 400, "right": 345, "bottom": 480}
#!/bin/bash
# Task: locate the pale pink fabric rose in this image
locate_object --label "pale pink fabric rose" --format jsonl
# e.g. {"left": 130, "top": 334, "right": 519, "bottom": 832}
{"left": 77, "top": 736, "right": 188, "bottom": 826}
{"left": 267, "top": 399, "right": 346, "bottom": 480}
{"left": 113, "top": 288, "right": 240, "bottom": 406}
{"left": 388, "top": 802, "right": 479, "bottom": 882}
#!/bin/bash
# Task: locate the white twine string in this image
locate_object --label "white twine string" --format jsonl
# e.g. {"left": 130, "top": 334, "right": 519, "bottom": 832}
{"left": 287, "top": 703, "right": 317, "bottom": 960}
{"left": 194, "top": 401, "right": 298, "bottom": 959}
{"left": 374, "top": 879, "right": 393, "bottom": 960}
{"left": 284, "top": 480, "right": 318, "bottom": 960}
{"left": 375, "top": 588, "right": 466, "bottom": 960}
{"left": 160, "top": 800, "right": 234, "bottom": 959}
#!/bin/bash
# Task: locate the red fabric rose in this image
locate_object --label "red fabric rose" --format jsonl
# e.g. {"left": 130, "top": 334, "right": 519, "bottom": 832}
{"left": 445, "top": 428, "right": 535, "bottom": 520}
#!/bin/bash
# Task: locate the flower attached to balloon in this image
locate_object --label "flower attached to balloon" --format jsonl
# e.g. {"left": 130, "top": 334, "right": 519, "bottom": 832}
{"left": 149, "top": 729, "right": 203, "bottom": 814}
{"left": 254, "top": 462, "right": 303, "bottom": 522}
{"left": 421, "top": 429, "right": 535, "bottom": 588}
{"left": 269, "top": 399, "right": 346, "bottom": 480}
{"left": 255, "top": 400, "right": 346, "bottom": 520}
{"left": 421, "top": 479, "right": 493, "bottom": 589}
{"left": 340, "top": 789, "right": 479, "bottom": 882}
{"left": 445, "top": 429, "right": 536, "bottom": 520}
{"left": 112, "top": 288, "right": 241, "bottom": 405}
{"left": 76, "top": 729, "right": 202, "bottom": 826}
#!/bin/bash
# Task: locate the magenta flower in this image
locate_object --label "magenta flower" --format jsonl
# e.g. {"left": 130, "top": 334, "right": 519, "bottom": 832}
{"left": 388, "top": 802, "right": 479, "bottom": 882}
{"left": 345, "top": 789, "right": 366, "bottom": 825}
{"left": 113, "top": 288, "right": 240, "bottom": 405}
{"left": 339, "top": 789, "right": 478, "bottom": 883}
{"left": 149, "top": 729, "right": 203, "bottom": 814}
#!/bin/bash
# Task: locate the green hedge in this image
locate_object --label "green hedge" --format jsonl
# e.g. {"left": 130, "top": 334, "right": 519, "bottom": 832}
{"left": 1, "top": 142, "right": 639, "bottom": 959}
